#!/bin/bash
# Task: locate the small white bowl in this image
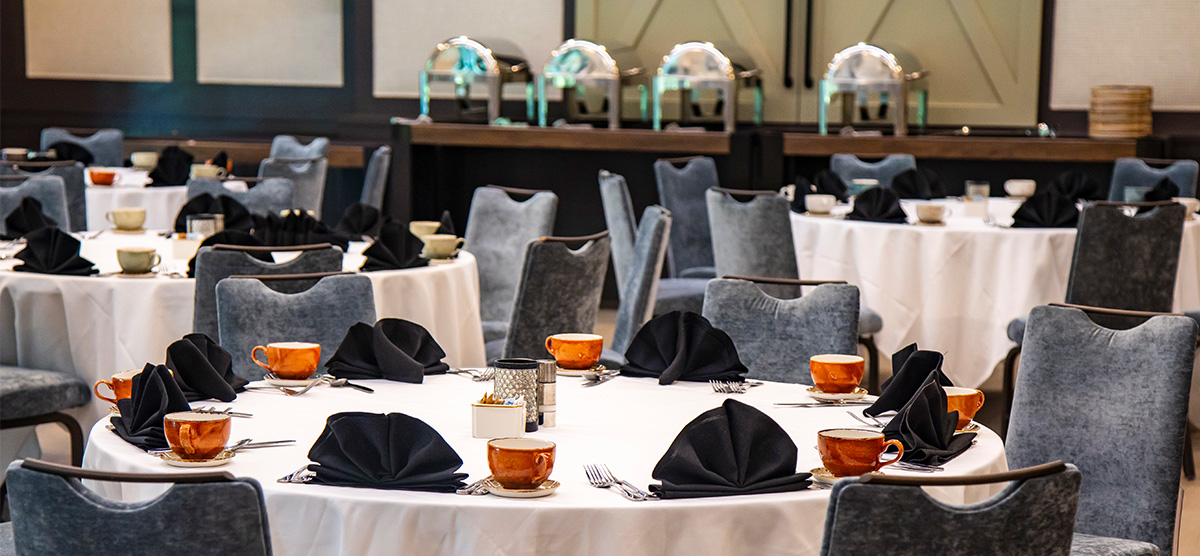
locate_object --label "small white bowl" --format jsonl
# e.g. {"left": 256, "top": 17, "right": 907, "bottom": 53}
{"left": 805, "top": 194, "right": 837, "bottom": 214}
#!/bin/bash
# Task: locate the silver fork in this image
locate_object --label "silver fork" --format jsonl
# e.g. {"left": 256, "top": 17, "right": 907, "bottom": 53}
{"left": 711, "top": 380, "right": 748, "bottom": 394}
{"left": 583, "top": 464, "right": 644, "bottom": 501}
{"left": 597, "top": 464, "right": 651, "bottom": 501}
{"left": 449, "top": 368, "right": 494, "bottom": 382}
{"left": 277, "top": 464, "right": 315, "bottom": 483}
{"left": 846, "top": 410, "right": 883, "bottom": 428}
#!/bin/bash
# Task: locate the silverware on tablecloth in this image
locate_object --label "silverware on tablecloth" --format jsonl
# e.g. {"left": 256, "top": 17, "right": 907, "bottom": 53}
{"left": 711, "top": 380, "right": 747, "bottom": 394}
{"left": 278, "top": 464, "right": 315, "bottom": 483}
{"left": 456, "top": 475, "right": 493, "bottom": 495}
{"left": 583, "top": 464, "right": 645, "bottom": 501}
{"left": 147, "top": 438, "right": 251, "bottom": 455}
{"left": 893, "top": 461, "right": 944, "bottom": 473}
{"left": 773, "top": 401, "right": 873, "bottom": 407}
{"left": 580, "top": 373, "right": 617, "bottom": 388}
{"left": 195, "top": 406, "right": 254, "bottom": 418}
{"left": 329, "top": 378, "right": 374, "bottom": 393}
{"left": 845, "top": 410, "right": 883, "bottom": 428}
{"left": 449, "top": 368, "right": 494, "bottom": 382}
{"left": 597, "top": 464, "right": 651, "bottom": 500}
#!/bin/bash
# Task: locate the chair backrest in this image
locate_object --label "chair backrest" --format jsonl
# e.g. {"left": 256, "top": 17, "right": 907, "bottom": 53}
{"left": 1066, "top": 203, "right": 1186, "bottom": 317}
{"left": 706, "top": 188, "right": 800, "bottom": 298}
{"left": 598, "top": 170, "right": 638, "bottom": 299}
{"left": 193, "top": 245, "right": 345, "bottom": 341}
{"left": 819, "top": 461, "right": 1080, "bottom": 556}
{"left": 39, "top": 128, "right": 124, "bottom": 167}
{"left": 6, "top": 459, "right": 272, "bottom": 556}
{"left": 502, "top": 233, "right": 610, "bottom": 359}
{"left": 258, "top": 157, "right": 328, "bottom": 218}
{"left": 269, "top": 135, "right": 330, "bottom": 159}
{"left": 612, "top": 206, "right": 671, "bottom": 354}
{"left": 0, "top": 176, "right": 70, "bottom": 235}
{"left": 1, "top": 162, "right": 86, "bottom": 231}
{"left": 703, "top": 277, "right": 858, "bottom": 384}
{"left": 186, "top": 177, "right": 295, "bottom": 217}
{"left": 215, "top": 273, "right": 375, "bottom": 380}
{"left": 1007, "top": 304, "right": 1197, "bottom": 554}
{"left": 829, "top": 153, "right": 917, "bottom": 190}
{"left": 464, "top": 185, "right": 559, "bottom": 323}
{"left": 1109, "top": 157, "right": 1198, "bottom": 201}
{"left": 653, "top": 156, "right": 718, "bottom": 277}
{"left": 360, "top": 146, "right": 392, "bottom": 208}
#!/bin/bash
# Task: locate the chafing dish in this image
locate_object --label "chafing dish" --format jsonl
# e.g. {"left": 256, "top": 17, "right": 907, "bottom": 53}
{"left": 419, "top": 36, "right": 535, "bottom": 124}
{"left": 818, "top": 43, "right": 929, "bottom": 136}
{"left": 652, "top": 42, "right": 763, "bottom": 132}
{"left": 537, "top": 39, "right": 648, "bottom": 129}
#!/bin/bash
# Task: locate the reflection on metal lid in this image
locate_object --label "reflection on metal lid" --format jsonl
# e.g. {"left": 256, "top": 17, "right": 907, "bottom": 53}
{"left": 659, "top": 42, "right": 738, "bottom": 81}
{"left": 544, "top": 39, "right": 620, "bottom": 80}
{"left": 424, "top": 36, "right": 529, "bottom": 77}
{"left": 825, "top": 42, "right": 926, "bottom": 84}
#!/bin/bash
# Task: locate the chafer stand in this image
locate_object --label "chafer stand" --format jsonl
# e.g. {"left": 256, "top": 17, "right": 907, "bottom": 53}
{"left": 537, "top": 40, "right": 648, "bottom": 129}
{"left": 652, "top": 42, "right": 763, "bottom": 133}
{"left": 818, "top": 43, "right": 929, "bottom": 136}
{"left": 419, "top": 36, "right": 535, "bottom": 124}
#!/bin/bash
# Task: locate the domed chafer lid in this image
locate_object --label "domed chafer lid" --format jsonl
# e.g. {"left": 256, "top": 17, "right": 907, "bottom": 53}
{"left": 544, "top": 39, "right": 620, "bottom": 79}
{"left": 825, "top": 43, "right": 925, "bottom": 85}
{"left": 658, "top": 41, "right": 745, "bottom": 82}
{"left": 425, "top": 36, "right": 529, "bottom": 78}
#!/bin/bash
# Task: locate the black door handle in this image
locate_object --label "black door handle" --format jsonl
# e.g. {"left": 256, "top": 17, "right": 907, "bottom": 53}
{"left": 783, "top": 0, "right": 795, "bottom": 88}
{"left": 803, "top": 0, "right": 814, "bottom": 89}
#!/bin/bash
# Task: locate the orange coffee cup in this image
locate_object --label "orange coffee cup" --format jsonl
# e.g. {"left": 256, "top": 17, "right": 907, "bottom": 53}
{"left": 817, "top": 428, "right": 904, "bottom": 477}
{"left": 487, "top": 437, "right": 555, "bottom": 489}
{"left": 164, "top": 411, "right": 231, "bottom": 460}
{"left": 88, "top": 169, "right": 119, "bottom": 186}
{"left": 251, "top": 342, "right": 320, "bottom": 379}
{"left": 944, "top": 387, "right": 985, "bottom": 430}
{"left": 544, "top": 333, "right": 603, "bottom": 370}
{"left": 93, "top": 369, "right": 142, "bottom": 404}
{"left": 809, "top": 354, "right": 865, "bottom": 393}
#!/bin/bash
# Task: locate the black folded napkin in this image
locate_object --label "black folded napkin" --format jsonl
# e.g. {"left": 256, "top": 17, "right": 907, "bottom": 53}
{"left": 185, "top": 230, "right": 273, "bottom": 278}
{"left": 47, "top": 142, "right": 94, "bottom": 166}
{"left": 2, "top": 197, "right": 58, "bottom": 240}
{"left": 111, "top": 363, "right": 193, "bottom": 450}
{"left": 1050, "top": 170, "right": 1105, "bottom": 201}
{"left": 1136, "top": 177, "right": 1181, "bottom": 214}
{"left": 436, "top": 210, "right": 455, "bottom": 235}
{"left": 814, "top": 169, "right": 849, "bottom": 202}
{"left": 326, "top": 319, "right": 450, "bottom": 383}
{"left": 1011, "top": 190, "right": 1079, "bottom": 228}
{"left": 650, "top": 399, "right": 811, "bottom": 499}
{"left": 361, "top": 219, "right": 428, "bottom": 272}
{"left": 620, "top": 311, "right": 748, "bottom": 385}
{"left": 174, "top": 193, "right": 253, "bottom": 233}
{"left": 334, "top": 203, "right": 383, "bottom": 237}
{"left": 864, "top": 343, "right": 954, "bottom": 417}
{"left": 845, "top": 186, "right": 907, "bottom": 224}
{"left": 306, "top": 412, "right": 468, "bottom": 492}
{"left": 883, "top": 373, "right": 976, "bottom": 465}
{"left": 891, "top": 168, "right": 944, "bottom": 200}
{"left": 208, "top": 151, "right": 229, "bottom": 171}
{"left": 11, "top": 226, "right": 97, "bottom": 276}
{"left": 789, "top": 176, "right": 814, "bottom": 213}
{"left": 252, "top": 211, "right": 350, "bottom": 251}
{"left": 149, "top": 146, "right": 194, "bottom": 186}
{"left": 166, "top": 333, "right": 248, "bottom": 402}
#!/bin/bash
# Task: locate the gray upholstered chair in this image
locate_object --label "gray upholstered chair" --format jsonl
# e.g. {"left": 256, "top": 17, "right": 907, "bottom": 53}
{"left": 599, "top": 170, "right": 706, "bottom": 316}
{"left": 1108, "top": 158, "right": 1198, "bottom": 201}
{"left": 653, "top": 156, "right": 717, "bottom": 279}
{"left": 603, "top": 206, "right": 671, "bottom": 367}
{"left": 269, "top": 135, "right": 330, "bottom": 159}
{"left": 39, "top": 128, "right": 124, "bottom": 167}
{"left": 215, "top": 272, "right": 375, "bottom": 380}
{"left": 819, "top": 461, "right": 1084, "bottom": 556}
{"left": 6, "top": 459, "right": 272, "bottom": 555}
{"left": 258, "top": 157, "right": 328, "bottom": 219}
{"left": 1, "top": 162, "right": 86, "bottom": 231}
{"left": 0, "top": 367, "right": 89, "bottom": 468}
{"left": 193, "top": 244, "right": 345, "bottom": 341}
{"left": 829, "top": 153, "right": 917, "bottom": 190}
{"left": 0, "top": 176, "right": 70, "bottom": 235}
{"left": 186, "top": 177, "right": 295, "bottom": 217}
{"left": 1008, "top": 304, "right": 1197, "bottom": 555}
{"left": 1002, "top": 202, "right": 1188, "bottom": 434}
{"left": 360, "top": 146, "right": 392, "bottom": 208}
{"left": 465, "top": 185, "right": 559, "bottom": 343}
{"left": 486, "top": 232, "right": 610, "bottom": 362}
{"left": 703, "top": 277, "right": 859, "bottom": 384}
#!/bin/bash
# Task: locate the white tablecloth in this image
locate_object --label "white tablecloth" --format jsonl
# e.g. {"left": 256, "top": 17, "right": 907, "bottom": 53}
{"left": 83, "top": 375, "right": 1008, "bottom": 556}
{"left": 791, "top": 199, "right": 1200, "bottom": 388}
{"left": 0, "top": 232, "right": 486, "bottom": 431}
{"left": 84, "top": 169, "right": 248, "bottom": 231}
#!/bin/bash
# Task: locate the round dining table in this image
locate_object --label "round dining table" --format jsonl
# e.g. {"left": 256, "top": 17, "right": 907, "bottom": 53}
{"left": 0, "top": 231, "right": 487, "bottom": 431}
{"left": 83, "top": 375, "right": 1008, "bottom": 556}
{"left": 791, "top": 198, "right": 1200, "bottom": 389}
{"left": 83, "top": 167, "right": 248, "bottom": 231}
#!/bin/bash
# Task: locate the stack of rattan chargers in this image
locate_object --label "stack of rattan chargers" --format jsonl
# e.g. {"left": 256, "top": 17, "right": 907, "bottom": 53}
{"left": 1089, "top": 85, "right": 1152, "bottom": 138}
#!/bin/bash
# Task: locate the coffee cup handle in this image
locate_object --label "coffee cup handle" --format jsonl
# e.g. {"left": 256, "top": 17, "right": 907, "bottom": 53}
{"left": 179, "top": 423, "right": 196, "bottom": 456}
{"left": 215, "top": 167, "right": 227, "bottom": 178}
{"left": 534, "top": 453, "right": 551, "bottom": 473}
{"left": 544, "top": 337, "right": 555, "bottom": 356}
{"left": 111, "top": 173, "right": 121, "bottom": 184}
{"left": 876, "top": 440, "right": 905, "bottom": 471}
{"left": 974, "top": 391, "right": 986, "bottom": 412}
{"left": 93, "top": 380, "right": 118, "bottom": 404}
{"left": 453, "top": 237, "right": 465, "bottom": 255}
{"left": 251, "top": 346, "right": 272, "bottom": 372}
{"left": 150, "top": 254, "right": 161, "bottom": 269}
{"left": 105, "top": 211, "right": 115, "bottom": 225}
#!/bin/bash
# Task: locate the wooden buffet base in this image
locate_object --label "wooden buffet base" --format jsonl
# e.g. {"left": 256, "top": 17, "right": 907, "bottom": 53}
{"left": 401, "top": 122, "right": 732, "bottom": 155}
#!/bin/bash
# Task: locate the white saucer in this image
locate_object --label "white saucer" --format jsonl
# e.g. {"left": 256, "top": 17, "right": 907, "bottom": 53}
{"left": 557, "top": 364, "right": 605, "bottom": 378}
{"left": 483, "top": 478, "right": 559, "bottom": 498}
{"left": 109, "top": 228, "right": 148, "bottom": 234}
{"left": 115, "top": 272, "right": 157, "bottom": 278}
{"left": 810, "top": 466, "right": 879, "bottom": 485}
{"left": 807, "top": 386, "right": 868, "bottom": 402}
{"left": 264, "top": 375, "right": 322, "bottom": 387}
{"left": 802, "top": 212, "right": 840, "bottom": 218}
{"left": 912, "top": 221, "right": 946, "bottom": 226}
{"left": 158, "top": 450, "right": 234, "bottom": 467}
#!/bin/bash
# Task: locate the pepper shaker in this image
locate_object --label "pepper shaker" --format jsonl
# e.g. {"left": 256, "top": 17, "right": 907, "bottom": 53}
{"left": 537, "top": 359, "right": 557, "bottom": 427}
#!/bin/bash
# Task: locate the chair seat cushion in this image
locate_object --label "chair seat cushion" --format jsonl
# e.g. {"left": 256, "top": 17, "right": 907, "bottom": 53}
{"left": 1007, "top": 316, "right": 1027, "bottom": 345}
{"left": 0, "top": 367, "right": 90, "bottom": 421}
{"left": 482, "top": 321, "right": 509, "bottom": 343}
{"left": 1070, "top": 533, "right": 1159, "bottom": 556}
{"left": 653, "top": 278, "right": 709, "bottom": 316}
{"left": 599, "top": 347, "right": 627, "bottom": 369}
{"left": 859, "top": 305, "right": 884, "bottom": 335}
{"left": 679, "top": 266, "right": 716, "bottom": 279}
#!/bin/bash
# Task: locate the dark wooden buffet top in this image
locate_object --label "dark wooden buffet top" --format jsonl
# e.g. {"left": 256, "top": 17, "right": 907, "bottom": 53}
{"left": 781, "top": 133, "right": 1138, "bottom": 162}
{"left": 399, "top": 122, "right": 732, "bottom": 155}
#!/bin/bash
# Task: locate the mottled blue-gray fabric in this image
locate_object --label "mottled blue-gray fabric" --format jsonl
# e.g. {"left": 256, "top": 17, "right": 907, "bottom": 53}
{"left": 258, "top": 157, "right": 328, "bottom": 219}
{"left": 0, "top": 164, "right": 86, "bottom": 231}
{"left": 653, "top": 278, "right": 709, "bottom": 316}
{"left": 706, "top": 189, "right": 800, "bottom": 299}
{"left": 599, "top": 170, "right": 637, "bottom": 298}
{"left": 818, "top": 464, "right": 1081, "bottom": 556}
{"left": 481, "top": 321, "right": 509, "bottom": 343}
{"left": 500, "top": 236, "right": 610, "bottom": 360}
{"left": 1007, "top": 316, "right": 1027, "bottom": 344}
{"left": 193, "top": 246, "right": 345, "bottom": 342}
{"left": 859, "top": 306, "right": 883, "bottom": 334}
{"left": 39, "top": 128, "right": 124, "bottom": 167}
{"left": 654, "top": 157, "right": 717, "bottom": 277}
{"left": 0, "top": 522, "right": 12, "bottom": 556}
{"left": 1108, "top": 158, "right": 1198, "bottom": 201}
{"left": 0, "top": 366, "right": 90, "bottom": 421}
{"left": 463, "top": 186, "right": 558, "bottom": 324}
{"left": 1007, "top": 305, "right": 1197, "bottom": 555}
{"left": 612, "top": 206, "right": 671, "bottom": 355}
{"left": 703, "top": 279, "right": 859, "bottom": 384}
{"left": 0, "top": 177, "right": 69, "bottom": 236}
{"left": 1070, "top": 534, "right": 1160, "bottom": 556}
{"left": 269, "top": 135, "right": 330, "bottom": 159}
{"left": 829, "top": 153, "right": 917, "bottom": 189}
{"left": 1186, "top": 310, "right": 1200, "bottom": 329}
{"left": 186, "top": 177, "right": 295, "bottom": 217}
{"left": 5, "top": 461, "right": 272, "bottom": 556}
{"left": 360, "top": 146, "right": 392, "bottom": 208}
{"left": 216, "top": 274, "right": 376, "bottom": 380}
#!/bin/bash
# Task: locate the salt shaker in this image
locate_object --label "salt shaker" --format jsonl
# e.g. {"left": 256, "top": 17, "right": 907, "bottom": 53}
{"left": 537, "top": 359, "right": 557, "bottom": 428}
{"left": 493, "top": 358, "right": 539, "bottom": 432}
